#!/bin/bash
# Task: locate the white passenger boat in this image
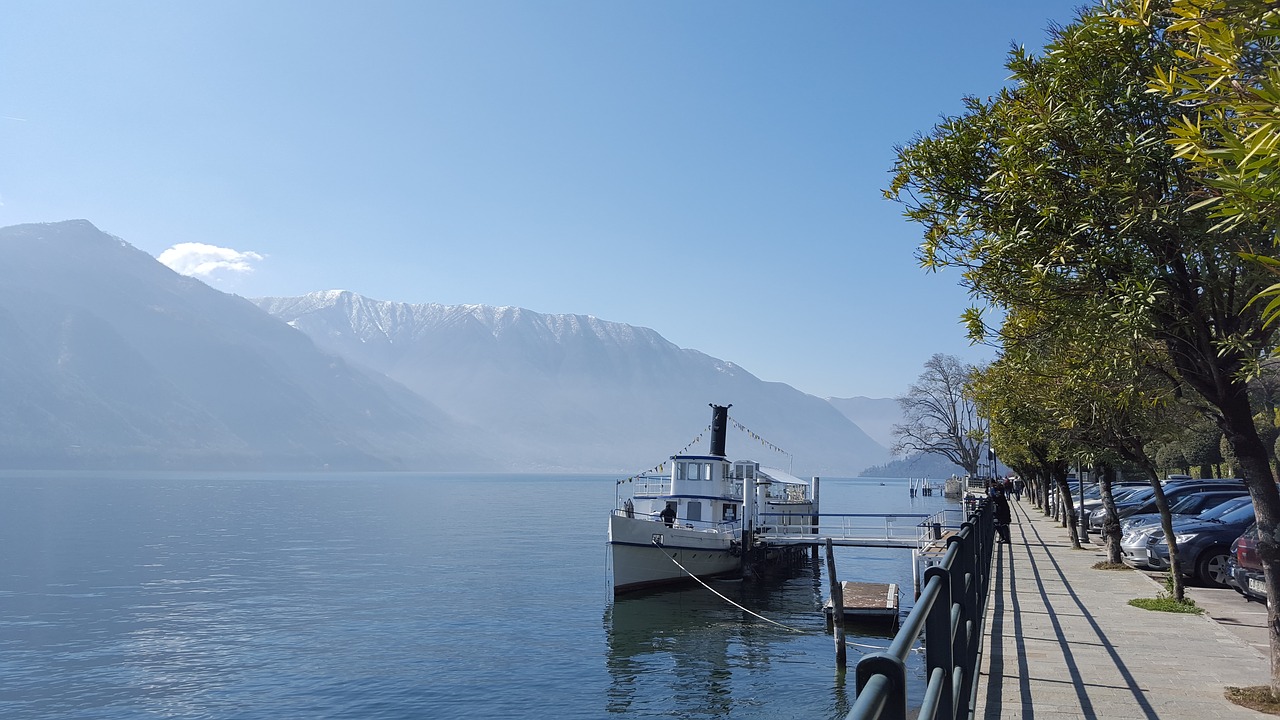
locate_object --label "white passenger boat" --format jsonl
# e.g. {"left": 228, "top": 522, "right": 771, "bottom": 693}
{"left": 608, "top": 404, "right": 816, "bottom": 595}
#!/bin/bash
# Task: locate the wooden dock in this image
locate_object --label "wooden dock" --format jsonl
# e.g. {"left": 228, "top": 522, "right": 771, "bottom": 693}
{"left": 823, "top": 581, "right": 899, "bottom": 622}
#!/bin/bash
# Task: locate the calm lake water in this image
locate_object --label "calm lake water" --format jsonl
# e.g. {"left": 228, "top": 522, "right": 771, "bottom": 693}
{"left": 0, "top": 472, "right": 959, "bottom": 719}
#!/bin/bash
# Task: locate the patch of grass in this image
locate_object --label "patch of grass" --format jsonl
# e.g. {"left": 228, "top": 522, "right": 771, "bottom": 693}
{"left": 1226, "top": 686, "right": 1280, "bottom": 715}
{"left": 1092, "top": 561, "right": 1129, "bottom": 570}
{"left": 1127, "top": 595, "right": 1203, "bottom": 614}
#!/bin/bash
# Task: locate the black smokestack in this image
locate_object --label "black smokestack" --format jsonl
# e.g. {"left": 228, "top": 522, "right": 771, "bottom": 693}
{"left": 709, "top": 404, "right": 731, "bottom": 457}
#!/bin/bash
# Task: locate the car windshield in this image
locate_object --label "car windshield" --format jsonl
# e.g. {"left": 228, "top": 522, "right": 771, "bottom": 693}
{"left": 1168, "top": 494, "right": 1205, "bottom": 513}
{"left": 1118, "top": 487, "right": 1155, "bottom": 504}
{"left": 1112, "top": 486, "right": 1148, "bottom": 502}
{"left": 1197, "top": 496, "right": 1251, "bottom": 519}
{"left": 1212, "top": 504, "right": 1256, "bottom": 525}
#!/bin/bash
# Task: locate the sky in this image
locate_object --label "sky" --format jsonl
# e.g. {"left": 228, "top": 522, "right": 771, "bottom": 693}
{"left": 0, "top": 1, "right": 1087, "bottom": 400}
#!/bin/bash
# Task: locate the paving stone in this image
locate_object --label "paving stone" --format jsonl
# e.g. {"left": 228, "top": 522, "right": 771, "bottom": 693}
{"left": 973, "top": 499, "right": 1273, "bottom": 719}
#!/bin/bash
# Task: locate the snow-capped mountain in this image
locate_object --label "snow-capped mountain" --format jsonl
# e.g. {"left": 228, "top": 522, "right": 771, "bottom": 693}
{"left": 254, "top": 291, "right": 890, "bottom": 474}
{"left": 0, "top": 219, "right": 889, "bottom": 474}
{"left": 0, "top": 221, "right": 496, "bottom": 470}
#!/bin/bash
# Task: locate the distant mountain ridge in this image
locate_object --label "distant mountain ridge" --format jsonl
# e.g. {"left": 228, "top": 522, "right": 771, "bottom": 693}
{"left": 0, "top": 221, "right": 493, "bottom": 470}
{"left": 826, "top": 396, "right": 901, "bottom": 449}
{"left": 0, "top": 220, "right": 891, "bottom": 474}
{"left": 254, "top": 290, "right": 890, "bottom": 474}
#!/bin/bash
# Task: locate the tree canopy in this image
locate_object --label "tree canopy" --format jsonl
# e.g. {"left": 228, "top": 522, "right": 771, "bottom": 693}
{"left": 892, "top": 353, "right": 987, "bottom": 476}
{"left": 887, "top": 0, "right": 1280, "bottom": 686}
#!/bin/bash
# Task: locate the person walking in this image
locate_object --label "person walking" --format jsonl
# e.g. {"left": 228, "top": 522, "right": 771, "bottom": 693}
{"left": 992, "top": 488, "right": 1012, "bottom": 544}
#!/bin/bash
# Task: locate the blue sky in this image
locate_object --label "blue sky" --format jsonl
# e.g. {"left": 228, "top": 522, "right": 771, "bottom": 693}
{"left": 1, "top": 1, "right": 1084, "bottom": 399}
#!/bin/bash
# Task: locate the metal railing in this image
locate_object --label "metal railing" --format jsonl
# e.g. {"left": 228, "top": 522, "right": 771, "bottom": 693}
{"left": 845, "top": 500, "right": 995, "bottom": 720}
{"left": 757, "top": 512, "right": 932, "bottom": 538}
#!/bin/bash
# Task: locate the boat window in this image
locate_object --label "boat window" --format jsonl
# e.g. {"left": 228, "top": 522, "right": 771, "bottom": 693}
{"left": 688, "top": 462, "right": 701, "bottom": 481}
{"left": 687, "top": 501, "right": 702, "bottom": 522}
{"left": 723, "top": 504, "right": 738, "bottom": 521}
{"left": 703, "top": 464, "right": 712, "bottom": 481}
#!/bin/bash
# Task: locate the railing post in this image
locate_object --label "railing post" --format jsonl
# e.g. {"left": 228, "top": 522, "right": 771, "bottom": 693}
{"left": 854, "top": 653, "right": 907, "bottom": 720}
{"left": 825, "top": 538, "right": 846, "bottom": 669}
{"left": 951, "top": 523, "right": 977, "bottom": 714}
{"left": 923, "top": 566, "right": 955, "bottom": 720}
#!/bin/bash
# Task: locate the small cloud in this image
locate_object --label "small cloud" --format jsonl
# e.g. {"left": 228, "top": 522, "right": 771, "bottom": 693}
{"left": 158, "top": 242, "right": 264, "bottom": 278}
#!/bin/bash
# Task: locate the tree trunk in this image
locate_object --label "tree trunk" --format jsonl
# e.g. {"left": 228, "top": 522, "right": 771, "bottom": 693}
{"left": 1217, "top": 397, "right": 1280, "bottom": 695}
{"left": 1140, "top": 464, "right": 1185, "bottom": 602}
{"left": 1053, "top": 466, "right": 1081, "bottom": 549}
{"left": 1099, "top": 463, "right": 1122, "bottom": 565}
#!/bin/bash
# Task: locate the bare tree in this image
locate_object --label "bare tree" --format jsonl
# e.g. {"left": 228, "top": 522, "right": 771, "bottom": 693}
{"left": 892, "top": 354, "right": 985, "bottom": 477}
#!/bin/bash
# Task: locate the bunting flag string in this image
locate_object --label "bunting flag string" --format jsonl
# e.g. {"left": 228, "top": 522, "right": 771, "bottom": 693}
{"left": 614, "top": 423, "right": 713, "bottom": 485}
{"left": 729, "top": 418, "right": 792, "bottom": 461}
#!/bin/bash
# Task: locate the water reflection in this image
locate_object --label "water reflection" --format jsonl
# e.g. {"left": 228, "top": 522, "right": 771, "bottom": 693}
{"left": 603, "top": 556, "right": 923, "bottom": 720}
{"left": 603, "top": 559, "right": 853, "bottom": 719}
{"left": 605, "top": 589, "right": 733, "bottom": 716}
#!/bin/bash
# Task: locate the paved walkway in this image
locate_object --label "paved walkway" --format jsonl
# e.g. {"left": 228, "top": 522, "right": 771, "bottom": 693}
{"left": 974, "top": 498, "right": 1273, "bottom": 719}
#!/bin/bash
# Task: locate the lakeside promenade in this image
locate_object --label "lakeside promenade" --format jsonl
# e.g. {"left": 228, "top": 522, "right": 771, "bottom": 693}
{"left": 974, "top": 498, "right": 1273, "bottom": 719}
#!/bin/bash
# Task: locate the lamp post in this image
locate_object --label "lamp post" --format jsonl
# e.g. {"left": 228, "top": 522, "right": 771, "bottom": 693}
{"left": 1078, "top": 464, "right": 1089, "bottom": 542}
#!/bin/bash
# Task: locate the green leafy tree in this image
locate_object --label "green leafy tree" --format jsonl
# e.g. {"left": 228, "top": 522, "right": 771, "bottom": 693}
{"left": 1182, "top": 415, "right": 1226, "bottom": 477}
{"left": 1154, "top": 442, "right": 1189, "bottom": 475}
{"left": 1147, "top": 0, "right": 1280, "bottom": 234}
{"left": 888, "top": 0, "right": 1280, "bottom": 675}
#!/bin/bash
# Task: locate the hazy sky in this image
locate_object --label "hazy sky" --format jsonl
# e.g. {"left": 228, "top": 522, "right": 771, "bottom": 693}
{"left": 1, "top": 1, "right": 1084, "bottom": 399}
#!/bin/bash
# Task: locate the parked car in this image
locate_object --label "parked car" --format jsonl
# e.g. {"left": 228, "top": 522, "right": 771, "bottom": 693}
{"left": 1119, "top": 496, "right": 1251, "bottom": 568}
{"left": 1072, "top": 483, "right": 1149, "bottom": 524}
{"left": 1140, "top": 502, "right": 1256, "bottom": 587}
{"left": 1119, "top": 491, "right": 1251, "bottom": 534}
{"left": 1228, "top": 523, "right": 1265, "bottom": 601}
{"left": 1088, "top": 479, "right": 1245, "bottom": 531}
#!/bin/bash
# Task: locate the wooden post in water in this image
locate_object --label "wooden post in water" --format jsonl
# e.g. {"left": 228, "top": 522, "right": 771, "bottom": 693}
{"left": 825, "top": 538, "right": 846, "bottom": 668}
{"left": 911, "top": 548, "right": 921, "bottom": 601}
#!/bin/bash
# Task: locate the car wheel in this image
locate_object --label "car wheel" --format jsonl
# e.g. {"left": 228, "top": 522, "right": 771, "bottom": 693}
{"left": 1196, "top": 548, "right": 1232, "bottom": 588}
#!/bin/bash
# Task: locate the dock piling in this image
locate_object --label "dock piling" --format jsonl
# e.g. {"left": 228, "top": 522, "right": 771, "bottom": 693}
{"left": 824, "top": 538, "right": 846, "bottom": 669}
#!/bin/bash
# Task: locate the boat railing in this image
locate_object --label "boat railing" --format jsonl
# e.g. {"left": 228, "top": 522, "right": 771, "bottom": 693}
{"left": 610, "top": 508, "right": 739, "bottom": 534}
{"left": 628, "top": 480, "right": 746, "bottom": 500}
{"left": 630, "top": 481, "right": 670, "bottom": 497}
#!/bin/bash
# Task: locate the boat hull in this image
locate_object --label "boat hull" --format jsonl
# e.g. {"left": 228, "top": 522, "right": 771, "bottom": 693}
{"left": 608, "top": 514, "right": 740, "bottom": 594}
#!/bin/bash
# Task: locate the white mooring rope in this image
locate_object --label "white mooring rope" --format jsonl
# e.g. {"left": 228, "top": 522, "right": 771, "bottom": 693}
{"left": 650, "top": 539, "right": 898, "bottom": 651}
{"left": 651, "top": 539, "right": 804, "bottom": 633}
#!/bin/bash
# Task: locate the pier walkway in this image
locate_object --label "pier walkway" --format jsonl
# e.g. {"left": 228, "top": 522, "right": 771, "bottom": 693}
{"left": 976, "top": 498, "right": 1273, "bottom": 719}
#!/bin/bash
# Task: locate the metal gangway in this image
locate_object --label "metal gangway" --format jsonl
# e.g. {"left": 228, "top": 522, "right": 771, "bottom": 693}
{"left": 755, "top": 509, "right": 965, "bottom": 551}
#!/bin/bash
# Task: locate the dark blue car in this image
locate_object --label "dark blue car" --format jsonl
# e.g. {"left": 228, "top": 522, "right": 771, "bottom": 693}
{"left": 1144, "top": 502, "right": 1256, "bottom": 587}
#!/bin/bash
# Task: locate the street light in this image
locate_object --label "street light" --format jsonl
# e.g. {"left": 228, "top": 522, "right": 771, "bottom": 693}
{"left": 1078, "top": 464, "right": 1089, "bottom": 542}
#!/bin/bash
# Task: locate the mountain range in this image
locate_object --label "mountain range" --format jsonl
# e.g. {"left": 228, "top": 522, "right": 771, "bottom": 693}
{"left": 0, "top": 220, "right": 894, "bottom": 475}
